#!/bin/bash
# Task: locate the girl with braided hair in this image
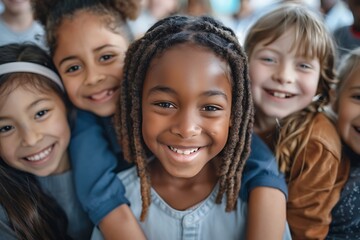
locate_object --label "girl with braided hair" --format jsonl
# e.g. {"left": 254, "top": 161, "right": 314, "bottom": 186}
{"left": 91, "top": 15, "right": 291, "bottom": 240}
{"left": 0, "top": 43, "right": 92, "bottom": 239}
{"left": 31, "top": 0, "right": 147, "bottom": 239}
{"left": 244, "top": 3, "right": 350, "bottom": 239}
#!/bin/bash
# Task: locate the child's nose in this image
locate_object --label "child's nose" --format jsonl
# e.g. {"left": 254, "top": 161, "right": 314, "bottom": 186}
{"left": 272, "top": 62, "right": 296, "bottom": 84}
{"left": 171, "top": 110, "right": 201, "bottom": 139}
{"left": 21, "top": 126, "right": 43, "bottom": 147}
{"left": 85, "top": 65, "right": 106, "bottom": 86}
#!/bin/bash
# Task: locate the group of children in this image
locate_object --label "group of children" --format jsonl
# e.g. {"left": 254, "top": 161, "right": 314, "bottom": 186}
{"left": 0, "top": 0, "right": 358, "bottom": 239}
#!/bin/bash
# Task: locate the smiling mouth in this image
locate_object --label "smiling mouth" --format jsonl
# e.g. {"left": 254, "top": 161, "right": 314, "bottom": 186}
{"left": 168, "top": 146, "right": 200, "bottom": 155}
{"left": 266, "top": 90, "right": 295, "bottom": 99}
{"left": 24, "top": 145, "right": 53, "bottom": 161}
{"left": 89, "top": 89, "right": 115, "bottom": 101}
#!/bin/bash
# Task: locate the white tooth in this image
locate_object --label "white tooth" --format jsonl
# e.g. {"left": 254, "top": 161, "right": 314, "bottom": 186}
{"left": 26, "top": 146, "right": 52, "bottom": 161}
{"left": 177, "top": 149, "right": 184, "bottom": 154}
{"left": 169, "top": 146, "right": 199, "bottom": 155}
{"left": 273, "top": 92, "right": 286, "bottom": 98}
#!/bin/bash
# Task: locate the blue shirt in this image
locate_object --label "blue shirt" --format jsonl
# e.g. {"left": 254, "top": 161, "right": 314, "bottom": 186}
{"left": 91, "top": 166, "right": 248, "bottom": 240}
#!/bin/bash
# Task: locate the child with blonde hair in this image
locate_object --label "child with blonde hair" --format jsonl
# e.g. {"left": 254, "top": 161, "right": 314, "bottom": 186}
{"left": 245, "top": 4, "right": 350, "bottom": 239}
{"left": 327, "top": 47, "right": 360, "bottom": 239}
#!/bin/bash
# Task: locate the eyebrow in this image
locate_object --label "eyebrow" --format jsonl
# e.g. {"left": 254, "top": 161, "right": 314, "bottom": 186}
{"left": 58, "top": 44, "right": 119, "bottom": 67}
{"left": 0, "top": 98, "right": 52, "bottom": 121}
{"left": 27, "top": 98, "right": 52, "bottom": 110}
{"left": 147, "top": 85, "right": 228, "bottom": 100}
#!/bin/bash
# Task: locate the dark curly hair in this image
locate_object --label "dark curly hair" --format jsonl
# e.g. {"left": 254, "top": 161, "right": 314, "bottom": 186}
{"left": 115, "top": 15, "right": 254, "bottom": 221}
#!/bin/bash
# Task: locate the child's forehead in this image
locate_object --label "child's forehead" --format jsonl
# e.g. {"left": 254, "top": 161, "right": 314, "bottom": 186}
{"left": 150, "top": 43, "right": 225, "bottom": 66}
{"left": 147, "top": 44, "right": 230, "bottom": 78}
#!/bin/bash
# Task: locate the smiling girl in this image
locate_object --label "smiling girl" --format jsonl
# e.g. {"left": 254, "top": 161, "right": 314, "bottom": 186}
{"left": 327, "top": 47, "right": 360, "bottom": 239}
{"left": 0, "top": 43, "right": 92, "bottom": 239}
{"left": 31, "top": 0, "right": 146, "bottom": 238}
{"left": 245, "top": 4, "right": 350, "bottom": 239}
{"left": 91, "top": 15, "right": 291, "bottom": 240}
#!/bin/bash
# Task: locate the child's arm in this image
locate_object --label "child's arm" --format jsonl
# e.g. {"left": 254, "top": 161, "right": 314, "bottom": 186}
{"left": 99, "top": 204, "right": 146, "bottom": 239}
{"left": 246, "top": 187, "right": 287, "bottom": 240}
{"left": 69, "top": 109, "right": 145, "bottom": 239}
{"left": 241, "top": 133, "right": 289, "bottom": 240}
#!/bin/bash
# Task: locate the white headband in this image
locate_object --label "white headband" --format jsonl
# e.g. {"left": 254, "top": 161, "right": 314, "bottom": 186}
{"left": 0, "top": 62, "right": 64, "bottom": 91}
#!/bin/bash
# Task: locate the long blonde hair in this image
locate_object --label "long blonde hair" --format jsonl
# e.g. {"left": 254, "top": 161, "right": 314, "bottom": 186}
{"left": 244, "top": 4, "right": 337, "bottom": 178}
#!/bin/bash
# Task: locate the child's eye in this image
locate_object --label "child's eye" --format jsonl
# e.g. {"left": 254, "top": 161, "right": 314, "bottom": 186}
{"left": 155, "top": 102, "right": 175, "bottom": 108}
{"left": 100, "top": 54, "right": 114, "bottom": 62}
{"left": 351, "top": 94, "right": 360, "bottom": 101}
{"left": 202, "top": 105, "right": 221, "bottom": 111}
{"left": 35, "top": 110, "right": 49, "bottom": 119}
{"left": 0, "top": 125, "right": 14, "bottom": 133}
{"left": 299, "top": 63, "right": 311, "bottom": 69}
{"left": 66, "top": 65, "right": 81, "bottom": 73}
{"left": 260, "top": 57, "right": 276, "bottom": 64}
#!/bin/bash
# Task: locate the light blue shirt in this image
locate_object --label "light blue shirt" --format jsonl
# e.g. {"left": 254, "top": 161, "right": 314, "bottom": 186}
{"left": 91, "top": 166, "right": 247, "bottom": 240}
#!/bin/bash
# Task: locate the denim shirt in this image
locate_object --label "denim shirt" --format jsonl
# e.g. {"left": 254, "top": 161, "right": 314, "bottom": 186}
{"left": 91, "top": 166, "right": 247, "bottom": 240}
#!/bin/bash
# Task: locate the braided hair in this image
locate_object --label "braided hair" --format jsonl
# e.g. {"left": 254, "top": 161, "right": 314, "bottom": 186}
{"left": 115, "top": 15, "right": 254, "bottom": 221}
{"left": 31, "top": 0, "right": 140, "bottom": 56}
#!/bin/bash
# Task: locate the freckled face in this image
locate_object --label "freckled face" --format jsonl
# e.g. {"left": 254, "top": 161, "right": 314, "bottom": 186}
{"left": 53, "top": 11, "right": 128, "bottom": 117}
{"left": 0, "top": 85, "right": 70, "bottom": 176}
{"left": 142, "top": 44, "right": 232, "bottom": 178}
{"left": 336, "top": 68, "right": 360, "bottom": 154}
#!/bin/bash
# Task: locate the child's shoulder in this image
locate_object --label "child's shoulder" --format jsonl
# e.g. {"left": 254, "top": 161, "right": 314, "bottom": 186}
{"left": 309, "top": 112, "right": 341, "bottom": 158}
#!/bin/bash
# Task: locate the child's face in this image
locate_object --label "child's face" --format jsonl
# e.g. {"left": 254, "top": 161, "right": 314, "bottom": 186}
{"left": 336, "top": 68, "right": 360, "bottom": 155}
{"left": 53, "top": 11, "right": 128, "bottom": 117}
{"left": 142, "top": 44, "right": 232, "bottom": 178}
{"left": 0, "top": 84, "right": 70, "bottom": 176}
{"left": 249, "top": 27, "right": 320, "bottom": 121}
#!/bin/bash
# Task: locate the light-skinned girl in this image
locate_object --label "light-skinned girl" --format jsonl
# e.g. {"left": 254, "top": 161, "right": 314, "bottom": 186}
{"left": 244, "top": 4, "right": 350, "bottom": 239}
{"left": 327, "top": 47, "right": 360, "bottom": 239}
{"left": 91, "top": 15, "right": 291, "bottom": 240}
{"left": 0, "top": 43, "right": 92, "bottom": 239}
{"left": 31, "top": 0, "right": 147, "bottom": 238}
